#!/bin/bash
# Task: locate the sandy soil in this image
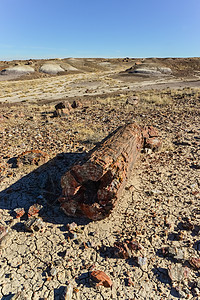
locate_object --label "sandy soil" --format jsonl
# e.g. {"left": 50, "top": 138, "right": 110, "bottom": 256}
{"left": 0, "top": 57, "right": 200, "bottom": 299}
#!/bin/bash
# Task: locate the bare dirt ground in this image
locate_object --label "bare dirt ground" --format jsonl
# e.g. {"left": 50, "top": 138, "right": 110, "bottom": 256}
{"left": 0, "top": 57, "right": 200, "bottom": 299}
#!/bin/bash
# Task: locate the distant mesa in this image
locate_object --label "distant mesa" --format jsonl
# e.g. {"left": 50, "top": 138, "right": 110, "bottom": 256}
{"left": 39, "top": 63, "right": 65, "bottom": 74}
{"left": 124, "top": 63, "right": 172, "bottom": 76}
{"left": 0, "top": 65, "right": 34, "bottom": 75}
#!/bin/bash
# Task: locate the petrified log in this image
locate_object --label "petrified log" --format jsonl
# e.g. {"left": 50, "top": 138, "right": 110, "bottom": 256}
{"left": 59, "top": 123, "right": 147, "bottom": 220}
{"left": 59, "top": 123, "right": 161, "bottom": 220}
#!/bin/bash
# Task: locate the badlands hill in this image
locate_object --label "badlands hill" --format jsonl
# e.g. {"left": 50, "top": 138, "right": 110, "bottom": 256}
{"left": 1, "top": 57, "right": 200, "bottom": 82}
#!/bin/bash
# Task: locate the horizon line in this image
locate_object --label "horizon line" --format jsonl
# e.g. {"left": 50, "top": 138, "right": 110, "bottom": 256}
{"left": 1, "top": 55, "right": 200, "bottom": 62}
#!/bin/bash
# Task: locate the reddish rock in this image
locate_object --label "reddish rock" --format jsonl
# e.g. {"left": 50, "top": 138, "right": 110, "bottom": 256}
{"left": 128, "top": 276, "right": 134, "bottom": 286}
{"left": 54, "top": 101, "right": 72, "bottom": 116}
{"left": 135, "top": 61, "right": 142, "bottom": 65}
{"left": 142, "top": 126, "right": 162, "bottom": 151}
{"left": 189, "top": 257, "right": 200, "bottom": 270}
{"left": 127, "top": 239, "right": 143, "bottom": 251}
{"left": 142, "top": 126, "right": 159, "bottom": 138}
{"left": 14, "top": 208, "right": 25, "bottom": 218}
{"left": 90, "top": 270, "right": 112, "bottom": 287}
{"left": 28, "top": 204, "right": 43, "bottom": 218}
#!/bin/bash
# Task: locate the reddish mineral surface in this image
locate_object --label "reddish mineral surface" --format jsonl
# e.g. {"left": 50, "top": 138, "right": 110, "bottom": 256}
{"left": 90, "top": 270, "right": 112, "bottom": 287}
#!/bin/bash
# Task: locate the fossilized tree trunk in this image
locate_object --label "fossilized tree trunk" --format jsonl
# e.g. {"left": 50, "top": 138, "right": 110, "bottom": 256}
{"left": 58, "top": 123, "right": 146, "bottom": 220}
{"left": 58, "top": 123, "right": 161, "bottom": 220}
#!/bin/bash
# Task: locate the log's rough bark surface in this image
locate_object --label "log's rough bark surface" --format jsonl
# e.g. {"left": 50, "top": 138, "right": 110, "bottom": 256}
{"left": 58, "top": 123, "right": 160, "bottom": 220}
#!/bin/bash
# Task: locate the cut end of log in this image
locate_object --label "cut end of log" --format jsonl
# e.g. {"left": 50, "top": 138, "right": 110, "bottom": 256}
{"left": 59, "top": 161, "right": 118, "bottom": 220}
{"left": 58, "top": 123, "right": 161, "bottom": 221}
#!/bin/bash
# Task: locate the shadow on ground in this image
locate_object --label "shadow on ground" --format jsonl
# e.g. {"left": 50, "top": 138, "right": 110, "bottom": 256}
{"left": 0, "top": 151, "right": 91, "bottom": 226}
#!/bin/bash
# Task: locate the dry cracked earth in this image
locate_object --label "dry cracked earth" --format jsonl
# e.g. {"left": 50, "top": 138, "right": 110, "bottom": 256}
{"left": 0, "top": 57, "right": 200, "bottom": 300}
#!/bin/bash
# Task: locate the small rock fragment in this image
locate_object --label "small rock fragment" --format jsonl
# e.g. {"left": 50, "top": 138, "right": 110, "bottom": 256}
{"left": 150, "top": 189, "right": 163, "bottom": 195}
{"left": 50, "top": 267, "right": 57, "bottom": 277}
{"left": 168, "top": 264, "right": 187, "bottom": 282}
{"left": 61, "top": 283, "right": 73, "bottom": 300}
{"left": 175, "top": 248, "right": 185, "bottom": 261}
{"left": 0, "top": 225, "right": 9, "bottom": 240}
{"left": 128, "top": 276, "right": 134, "bottom": 286}
{"left": 194, "top": 287, "right": 200, "bottom": 296}
{"left": 55, "top": 102, "right": 65, "bottom": 111}
{"left": 54, "top": 101, "right": 72, "bottom": 117}
{"left": 189, "top": 257, "right": 200, "bottom": 270}
{"left": 127, "top": 239, "right": 143, "bottom": 251}
{"left": 177, "top": 230, "right": 186, "bottom": 241}
{"left": 142, "top": 126, "right": 162, "bottom": 151}
{"left": 144, "top": 148, "right": 152, "bottom": 154}
{"left": 137, "top": 256, "right": 147, "bottom": 268}
{"left": 179, "top": 217, "right": 194, "bottom": 231}
{"left": 67, "top": 222, "right": 78, "bottom": 232}
{"left": 67, "top": 222, "right": 79, "bottom": 239}
{"left": 125, "top": 96, "right": 139, "bottom": 106}
{"left": 114, "top": 241, "right": 130, "bottom": 259}
{"left": 161, "top": 246, "right": 185, "bottom": 260}
{"left": 126, "top": 271, "right": 134, "bottom": 286}
{"left": 145, "top": 137, "right": 162, "bottom": 151}
{"left": 90, "top": 270, "right": 112, "bottom": 287}
{"left": 71, "top": 100, "right": 78, "bottom": 109}
{"left": 25, "top": 217, "right": 44, "bottom": 232}
{"left": 28, "top": 203, "right": 43, "bottom": 218}
{"left": 14, "top": 207, "right": 25, "bottom": 218}
{"left": 114, "top": 239, "right": 142, "bottom": 259}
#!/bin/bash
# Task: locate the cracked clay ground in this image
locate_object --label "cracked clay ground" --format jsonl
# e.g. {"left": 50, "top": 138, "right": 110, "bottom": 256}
{"left": 0, "top": 87, "right": 200, "bottom": 299}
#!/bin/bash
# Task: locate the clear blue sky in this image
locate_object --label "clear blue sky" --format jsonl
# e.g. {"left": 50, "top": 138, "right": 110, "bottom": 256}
{"left": 1, "top": 0, "right": 200, "bottom": 60}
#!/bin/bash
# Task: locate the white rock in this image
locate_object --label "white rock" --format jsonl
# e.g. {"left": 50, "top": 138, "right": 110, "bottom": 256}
{"left": 62, "top": 284, "right": 73, "bottom": 300}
